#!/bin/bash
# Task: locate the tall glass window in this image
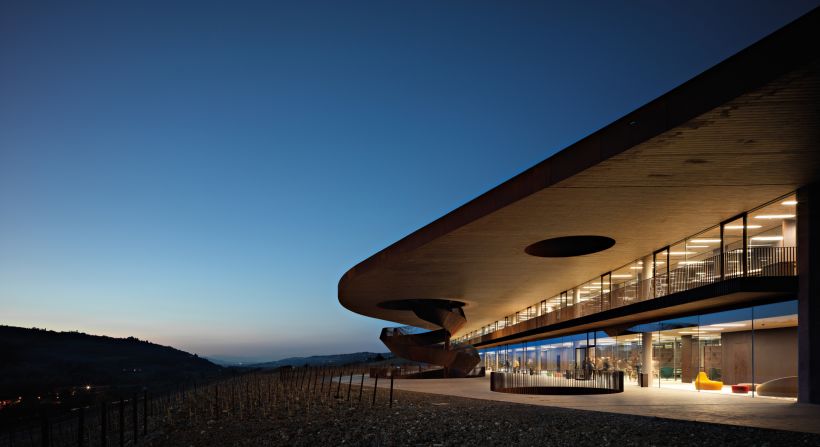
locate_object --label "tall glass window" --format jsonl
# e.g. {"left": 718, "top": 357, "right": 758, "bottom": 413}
{"left": 722, "top": 216, "right": 745, "bottom": 278}
{"left": 748, "top": 195, "right": 797, "bottom": 276}
{"left": 686, "top": 226, "right": 721, "bottom": 286}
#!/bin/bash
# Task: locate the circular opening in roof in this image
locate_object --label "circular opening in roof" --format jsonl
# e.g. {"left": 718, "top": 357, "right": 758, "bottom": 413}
{"left": 378, "top": 299, "right": 466, "bottom": 311}
{"left": 525, "top": 236, "right": 615, "bottom": 258}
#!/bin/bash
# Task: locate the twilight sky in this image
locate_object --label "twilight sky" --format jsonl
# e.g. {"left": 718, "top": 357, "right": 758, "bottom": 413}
{"left": 1, "top": 1, "right": 817, "bottom": 363}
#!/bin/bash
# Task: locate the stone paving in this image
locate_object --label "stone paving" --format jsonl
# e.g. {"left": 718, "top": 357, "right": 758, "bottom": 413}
{"left": 363, "top": 374, "right": 820, "bottom": 434}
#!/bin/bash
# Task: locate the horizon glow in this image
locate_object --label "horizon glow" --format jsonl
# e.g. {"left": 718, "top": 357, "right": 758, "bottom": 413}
{"left": 1, "top": 1, "right": 817, "bottom": 363}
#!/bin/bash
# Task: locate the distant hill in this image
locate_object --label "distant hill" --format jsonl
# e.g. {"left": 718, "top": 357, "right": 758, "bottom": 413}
{"left": 250, "top": 352, "right": 394, "bottom": 368}
{"left": 0, "top": 325, "right": 222, "bottom": 399}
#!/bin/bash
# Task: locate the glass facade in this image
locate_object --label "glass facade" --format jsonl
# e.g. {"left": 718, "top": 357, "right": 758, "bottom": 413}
{"left": 471, "top": 192, "right": 801, "bottom": 400}
{"left": 459, "top": 193, "right": 798, "bottom": 344}
{"left": 478, "top": 300, "right": 798, "bottom": 399}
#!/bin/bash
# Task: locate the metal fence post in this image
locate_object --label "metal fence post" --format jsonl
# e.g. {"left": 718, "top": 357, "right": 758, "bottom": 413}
{"left": 328, "top": 369, "right": 335, "bottom": 398}
{"left": 371, "top": 375, "right": 378, "bottom": 406}
{"left": 320, "top": 369, "right": 326, "bottom": 394}
{"left": 335, "top": 370, "right": 342, "bottom": 399}
{"left": 215, "top": 384, "right": 220, "bottom": 419}
{"left": 100, "top": 402, "right": 107, "bottom": 447}
{"left": 77, "top": 407, "right": 85, "bottom": 447}
{"left": 119, "top": 398, "right": 125, "bottom": 447}
{"left": 389, "top": 372, "right": 394, "bottom": 408}
{"left": 39, "top": 411, "right": 48, "bottom": 447}
{"left": 143, "top": 391, "right": 148, "bottom": 436}
{"left": 358, "top": 370, "right": 364, "bottom": 403}
{"left": 132, "top": 393, "right": 138, "bottom": 444}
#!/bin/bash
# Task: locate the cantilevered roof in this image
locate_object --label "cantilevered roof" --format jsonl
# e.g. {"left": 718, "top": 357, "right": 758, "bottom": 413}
{"left": 338, "top": 8, "right": 820, "bottom": 336}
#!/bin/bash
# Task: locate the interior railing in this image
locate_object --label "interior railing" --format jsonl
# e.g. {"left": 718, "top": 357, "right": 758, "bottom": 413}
{"left": 460, "top": 246, "right": 796, "bottom": 343}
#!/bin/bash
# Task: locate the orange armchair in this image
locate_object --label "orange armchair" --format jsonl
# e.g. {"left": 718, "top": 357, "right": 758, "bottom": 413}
{"left": 694, "top": 371, "right": 723, "bottom": 391}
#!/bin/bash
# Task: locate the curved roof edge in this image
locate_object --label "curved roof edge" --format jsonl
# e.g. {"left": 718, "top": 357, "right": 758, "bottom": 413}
{"left": 340, "top": 7, "right": 820, "bottom": 286}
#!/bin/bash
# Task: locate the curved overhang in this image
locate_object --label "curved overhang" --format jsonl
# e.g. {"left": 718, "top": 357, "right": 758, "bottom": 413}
{"left": 338, "top": 8, "right": 820, "bottom": 335}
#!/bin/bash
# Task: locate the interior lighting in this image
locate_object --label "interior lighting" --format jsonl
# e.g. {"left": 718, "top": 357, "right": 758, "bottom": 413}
{"left": 751, "top": 236, "right": 784, "bottom": 241}
{"left": 754, "top": 214, "right": 795, "bottom": 219}
{"left": 669, "top": 251, "right": 695, "bottom": 255}
{"left": 781, "top": 200, "right": 797, "bottom": 205}
{"left": 611, "top": 274, "right": 632, "bottom": 278}
{"left": 686, "top": 245, "right": 709, "bottom": 248}
{"left": 724, "top": 225, "right": 762, "bottom": 229}
{"left": 690, "top": 239, "right": 721, "bottom": 243}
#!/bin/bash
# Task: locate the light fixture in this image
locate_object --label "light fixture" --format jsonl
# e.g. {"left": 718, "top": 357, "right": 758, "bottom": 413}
{"left": 669, "top": 251, "right": 695, "bottom": 255}
{"left": 630, "top": 267, "right": 643, "bottom": 270}
{"left": 724, "top": 224, "right": 762, "bottom": 229}
{"left": 686, "top": 245, "right": 709, "bottom": 248}
{"left": 754, "top": 214, "right": 795, "bottom": 219}
{"left": 781, "top": 200, "right": 797, "bottom": 206}
{"left": 712, "top": 323, "right": 745, "bottom": 327}
{"left": 690, "top": 239, "right": 721, "bottom": 243}
{"left": 751, "top": 236, "right": 784, "bottom": 241}
{"left": 611, "top": 274, "right": 632, "bottom": 278}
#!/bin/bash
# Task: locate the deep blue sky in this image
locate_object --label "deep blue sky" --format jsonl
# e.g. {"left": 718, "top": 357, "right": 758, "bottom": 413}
{"left": 1, "top": 1, "right": 817, "bottom": 362}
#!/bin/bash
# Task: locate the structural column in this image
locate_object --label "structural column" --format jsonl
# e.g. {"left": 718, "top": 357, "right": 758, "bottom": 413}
{"left": 641, "top": 255, "right": 654, "bottom": 299}
{"left": 798, "top": 184, "right": 820, "bottom": 403}
{"left": 680, "top": 335, "right": 693, "bottom": 383}
{"left": 642, "top": 331, "right": 654, "bottom": 387}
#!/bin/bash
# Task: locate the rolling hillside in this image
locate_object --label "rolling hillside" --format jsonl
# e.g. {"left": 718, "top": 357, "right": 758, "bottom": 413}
{"left": 0, "top": 325, "right": 222, "bottom": 398}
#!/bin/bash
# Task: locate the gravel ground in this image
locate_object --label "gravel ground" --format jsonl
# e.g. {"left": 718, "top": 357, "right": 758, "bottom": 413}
{"left": 143, "top": 386, "right": 820, "bottom": 446}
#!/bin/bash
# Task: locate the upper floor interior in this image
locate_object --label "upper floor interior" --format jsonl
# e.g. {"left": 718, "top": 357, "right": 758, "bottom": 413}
{"left": 456, "top": 193, "right": 799, "bottom": 344}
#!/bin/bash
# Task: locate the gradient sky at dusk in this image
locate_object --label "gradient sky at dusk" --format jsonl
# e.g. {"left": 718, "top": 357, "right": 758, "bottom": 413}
{"left": 2, "top": 1, "right": 817, "bottom": 362}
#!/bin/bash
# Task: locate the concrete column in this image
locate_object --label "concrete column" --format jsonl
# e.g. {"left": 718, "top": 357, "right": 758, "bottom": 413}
{"left": 641, "top": 255, "right": 654, "bottom": 280}
{"left": 641, "top": 255, "right": 654, "bottom": 299}
{"left": 642, "top": 331, "right": 654, "bottom": 386}
{"left": 681, "top": 335, "right": 693, "bottom": 383}
{"left": 798, "top": 184, "right": 820, "bottom": 403}
{"left": 783, "top": 219, "right": 797, "bottom": 248}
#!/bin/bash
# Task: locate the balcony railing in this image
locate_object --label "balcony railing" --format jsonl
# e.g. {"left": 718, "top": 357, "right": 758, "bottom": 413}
{"left": 461, "top": 247, "right": 796, "bottom": 344}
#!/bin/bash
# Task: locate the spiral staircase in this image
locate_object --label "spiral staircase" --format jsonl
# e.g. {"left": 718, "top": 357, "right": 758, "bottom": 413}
{"left": 379, "top": 300, "right": 481, "bottom": 378}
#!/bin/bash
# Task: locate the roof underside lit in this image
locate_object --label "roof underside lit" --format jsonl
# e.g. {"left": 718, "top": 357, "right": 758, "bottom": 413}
{"left": 338, "top": 8, "right": 820, "bottom": 337}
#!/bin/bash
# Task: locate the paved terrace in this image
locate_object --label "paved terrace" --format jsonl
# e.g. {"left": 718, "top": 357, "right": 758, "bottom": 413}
{"left": 362, "top": 374, "right": 820, "bottom": 434}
